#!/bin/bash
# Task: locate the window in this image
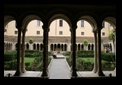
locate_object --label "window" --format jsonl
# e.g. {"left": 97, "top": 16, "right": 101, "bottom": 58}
{"left": 37, "top": 31, "right": 40, "bottom": 35}
{"left": 59, "top": 31, "right": 63, "bottom": 35}
{"left": 15, "top": 31, "right": 18, "bottom": 34}
{"left": 37, "top": 20, "right": 40, "bottom": 26}
{"left": 59, "top": 20, "right": 63, "bottom": 27}
{"left": 102, "top": 32, "right": 105, "bottom": 36}
{"left": 81, "top": 32, "right": 84, "bottom": 35}
{"left": 81, "top": 20, "right": 84, "bottom": 27}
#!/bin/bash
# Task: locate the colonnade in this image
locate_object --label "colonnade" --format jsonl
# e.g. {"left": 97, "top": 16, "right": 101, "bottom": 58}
{"left": 4, "top": 4, "right": 116, "bottom": 78}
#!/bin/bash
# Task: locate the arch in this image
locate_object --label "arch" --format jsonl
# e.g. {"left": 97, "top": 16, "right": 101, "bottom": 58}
{"left": 37, "top": 44, "right": 39, "bottom": 50}
{"left": 50, "top": 44, "right": 53, "bottom": 51}
{"left": 40, "top": 44, "right": 43, "bottom": 51}
{"left": 61, "top": 44, "right": 63, "bottom": 51}
{"left": 74, "top": 12, "right": 98, "bottom": 30}
{"left": 33, "top": 43, "right": 36, "bottom": 50}
{"left": 78, "top": 44, "right": 80, "bottom": 51}
{"left": 81, "top": 44, "right": 84, "bottom": 50}
{"left": 88, "top": 44, "right": 90, "bottom": 50}
{"left": 21, "top": 14, "right": 43, "bottom": 31}
{"left": 4, "top": 13, "right": 17, "bottom": 27}
{"left": 64, "top": 44, "right": 67, "bottom": 51}
{"left": 26, "top": 43, "right": 29, "bottom": 50}
{"left": 103, "top": 17, "right": 116, "bottom": 29}
{"left": 4, "top": 16, "right": 16, "bottom": 31}
{"left": 91, "top": 44, "right": 94, "bottom": 51}
{"left": 47, "top": 12, "right": 72, "bottom": 28}
{"left": 54, "top": 44, "right": 56, "bottom": 51}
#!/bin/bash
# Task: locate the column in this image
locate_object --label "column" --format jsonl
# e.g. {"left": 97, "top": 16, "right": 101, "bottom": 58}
{"left": 67, "top": 43, "right": 70, "bottom": 51}
{"left": 92, "top": 29, "right": 98, "bottom": 73}
{"left": 71, "top": 25, "right": 78, "bottom": 78}
{"left": 12, "top": 43, "right": 15, "bottom": 50}
{"left": 113, "top": 29, "right": 116, "bottom": 71}
{"left": 14, "top": 26, "right": 22, "bottom": 76}
{"left": 41, "top": 25, "right": 49, "bottom": 78}
{"left": 96, "top": 21, "right": 105, "bottom": 76}
{"left": 21, "top": 28, "right": 26, "bottom": 73}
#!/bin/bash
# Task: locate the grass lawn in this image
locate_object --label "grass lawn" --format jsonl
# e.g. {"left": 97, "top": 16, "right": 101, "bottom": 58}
{"left": 24, "top": 57, "right": 35, "bottom": 63}
{"left": 81, "top": 58, "right": 94, "bottom": 62}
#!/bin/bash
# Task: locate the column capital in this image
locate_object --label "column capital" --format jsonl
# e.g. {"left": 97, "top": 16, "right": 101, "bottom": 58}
{"left": 22, "top": 28, "right": 27, "bottom": 33}
{"left": 113, "top": 29, "right": 116, "bottom": 33}
{"left": 92, "top": 29, "right": 97, "bottom": 33}
{"left": 16, "top": 19, "right": 23, "bottom": 30}
{"left": 71, "top": 25, "right": 77, "bottom": 30}
{"left": 42, "top": 24, "right": 50, "bottom": 32}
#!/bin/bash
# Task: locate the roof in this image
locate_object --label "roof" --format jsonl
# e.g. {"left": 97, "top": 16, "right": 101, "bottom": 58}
{"left": 4, "top": 35, "right": 110, "bottom": 43}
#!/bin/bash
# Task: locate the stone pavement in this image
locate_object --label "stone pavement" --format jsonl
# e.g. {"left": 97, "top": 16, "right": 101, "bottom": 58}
{"left": 4, "top": 53, "right": 116, "bottom": 79}
{"left": 4, "top": 71, "right": 42, "bottom": 77}
{"left": 48, "top": 58, "right": 71, "bottom": 79}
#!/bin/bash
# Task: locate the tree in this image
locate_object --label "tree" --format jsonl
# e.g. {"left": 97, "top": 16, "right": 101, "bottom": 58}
{"left": 83, "top": 39, "right": 88, "bottom": 50}
{"left": 29, "top": 38, "right": 33, "bottom": 50}
{"left": 109, "top": 29, "right": 115, "bottom": 43}
{"left": 108, "top": 29, "right": 115, "bottom": 52}
{"left": 29, "top": 38, "right": 33, "bottom": 44}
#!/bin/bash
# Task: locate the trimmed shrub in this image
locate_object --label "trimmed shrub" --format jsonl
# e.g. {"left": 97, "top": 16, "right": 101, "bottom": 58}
{"left": 4, "top": 60, "right": 17, "bottom": 70}
{"left": 76, "top": 50, "right": 94, "bottom": 58}
{"left": 4, "top": 52, "right": 17, "bottom": 61}
{"left": 101, "top": 53, "right": 115, "bottom": 62}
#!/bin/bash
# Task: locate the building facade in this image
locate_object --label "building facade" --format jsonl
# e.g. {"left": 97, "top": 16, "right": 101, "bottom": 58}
{"left": 4, "top": 19, "right": 114, "bottom": 52}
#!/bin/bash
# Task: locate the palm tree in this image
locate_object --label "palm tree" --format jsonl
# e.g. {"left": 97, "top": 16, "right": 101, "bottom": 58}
{"left": 83, "top": 39, "right": 88, "bottom": 50}
{"left": 108, "top": 29, "right": 115, "bottom": 52}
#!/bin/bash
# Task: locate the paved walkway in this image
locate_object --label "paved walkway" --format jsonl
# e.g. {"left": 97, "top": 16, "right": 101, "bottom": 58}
{"left": 48, "top": 58, "right": 71, "bottom": 79}
{"left": 4, "top": 71, "right": 42, "bottom": 77}
{"left": 4, "top": 53, "right": 116, "bottom": 79}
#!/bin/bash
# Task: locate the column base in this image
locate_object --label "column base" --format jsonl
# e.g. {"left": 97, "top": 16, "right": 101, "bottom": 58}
{"left": 14, "top": 70, "right": 22, "bottom": 76}
{"left": 41, "top": 76, "right": 49, "bottom": 79}
{"left": 21, "top": 68, "right": 26, "bottom": 73}
{"left": 92, "top": 68, "right": 97, "bottom": 73}
{"left": 71, "top": 71, "right": 78, "bottom": 79}
{"left": 71, "top": 76, "right": 78, "bottom": 79}
{"left": 97, "top": 71, "right": 105, "bottom": 76}
{"left": 41, "top": 72, "right": 49, "bottom": 79}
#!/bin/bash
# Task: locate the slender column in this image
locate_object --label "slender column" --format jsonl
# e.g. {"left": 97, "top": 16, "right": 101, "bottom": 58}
{"left": 21, "top": 29, "right": 26, "bottom": 73}
{"left": 113, "top": 29, "right": 116, "bottom": 71}
{"left": 67, "top": 43, "right": 70, "bottom": 51}
{"left": 41, "top": 26, "right": 49, "bottom": 78}
{"left": 96, "top": 22, "right": 105, "bottom": 76}
{"left": 71, "top": 26, "right": 77, "bottom": 78}
{"left": 48, "top": 43, "right": 50, "bottom": 51}
{"left": 92, "top": 29, "right": 98, "bottom": 73}
{"left": 14, "top": 27, "right": 22, "bottom": 76}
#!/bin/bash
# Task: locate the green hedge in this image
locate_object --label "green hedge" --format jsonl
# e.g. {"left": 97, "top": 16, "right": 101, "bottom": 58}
{"left": 4, "top": 52, "right": 17, "bottom": 61}
{"left": 76, "top": 51, "right": 115, "bottom": 62}
{"left": 25, "top": 50, "right": 42, "bottom": 57}
{"left": 101, "top": 53, "right": 115, "bottom": 62}
{"left": 66, "top": 57, "right": 115, "bottom": 71}
{"left": 4, "top": 60, "right": 17, "bottom": 70}
{"left": 77, "top": 51, "right": 94, "bottom": 58}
